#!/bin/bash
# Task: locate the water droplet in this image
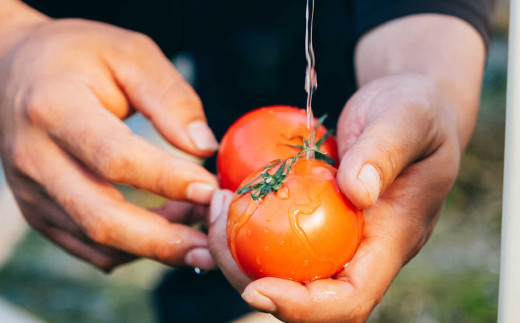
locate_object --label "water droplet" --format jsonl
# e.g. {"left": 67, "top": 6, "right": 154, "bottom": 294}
{"left": 276, "top": 186, "right": 289, "bottom": 199}
{"left": 194, "top": 267, "right": 209, "bottom": 275}
{"left": 259, "top": 268, "right": 264, "bottom": 273}
{"left": 264, "top": 245, "right": 269, "bottom": 252}
{"left": 174, "top": 239, "right": 182, "bottom": 245}
{"left": 256, "top": 256, "right": 261, "bottom": 265}
{"left": 246, "top": 200, "right": 260, "bottom": 217}
{"left": 247, "top": 229, "right": 252, "bottom": 236}
{"left": 264, "top": 228, "right": 269, "bottom": 234}
{"left": 266, "top": 216, "right": 272, "bottom": 222}
{"left": 303, "top": 259, "right": 309, "bottom": 266}
{"left": 279, "top": 240, "right": 286, "bottom": 246}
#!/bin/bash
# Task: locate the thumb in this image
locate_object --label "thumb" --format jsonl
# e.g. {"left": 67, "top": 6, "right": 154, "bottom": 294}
{"left": 107, "top": 34, "right": 218, "bottom": 157}
{"left": 337, "top": 110, "right": 439, "bottom": 209}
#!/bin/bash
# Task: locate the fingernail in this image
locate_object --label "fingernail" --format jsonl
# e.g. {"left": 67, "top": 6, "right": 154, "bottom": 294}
{"left": 187, "top": 121, "right": 219, "bottom": 151}
{"left": 209, "top": 189, "right": 226, "bottom": 225}
{"left": 187, "top": 182, "right": 217, "bottom": 204}
{"left": 185, "top": 248, "right": 216, "bottom": 269}
{"left": 241, "top": 289, "right": 277, "bottom": 313}
{"left": 357, "top": 164, "right": 381, "bottom": 205}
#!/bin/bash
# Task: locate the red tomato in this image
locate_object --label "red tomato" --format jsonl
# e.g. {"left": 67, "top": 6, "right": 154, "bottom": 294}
{"left": 217, "top": 106, "right": 338, "bottom": 191}
{"left": 227, "top": 158, "right": 364, "bottom": 282}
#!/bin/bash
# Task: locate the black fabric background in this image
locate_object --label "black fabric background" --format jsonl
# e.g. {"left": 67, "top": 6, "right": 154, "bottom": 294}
{"left": 23, "top": 0, "right": 493, "bottom": 138}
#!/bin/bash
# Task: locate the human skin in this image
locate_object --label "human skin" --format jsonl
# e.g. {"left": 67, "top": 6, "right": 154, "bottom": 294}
{"left": 0, "top": 0, "right": 220, "bottom": 271}
{"left": 207, "top": 14, "right": 486, "bottom": 322}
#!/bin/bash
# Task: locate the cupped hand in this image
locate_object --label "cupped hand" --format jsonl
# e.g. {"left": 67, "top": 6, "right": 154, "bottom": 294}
{"left": 0, "top": 16, "right": 219, "bottom": 271}
{"left": 207, "top": 74, "right": 462, "bottom": 322}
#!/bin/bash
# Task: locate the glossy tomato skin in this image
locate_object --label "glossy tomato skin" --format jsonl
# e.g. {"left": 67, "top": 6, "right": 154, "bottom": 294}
{"left": 227, "top": 159, "right": 364, "bottom": 282}
{"left": 217, "top": 106, "right": 338, "bottom": 191}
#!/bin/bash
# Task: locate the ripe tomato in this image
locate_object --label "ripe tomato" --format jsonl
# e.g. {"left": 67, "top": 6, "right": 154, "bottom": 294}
{"left": 227, "top": 158, "right": 364, "bottom": 282}
{"left": 217, "top": 106, "right": 338, "bottom": 191}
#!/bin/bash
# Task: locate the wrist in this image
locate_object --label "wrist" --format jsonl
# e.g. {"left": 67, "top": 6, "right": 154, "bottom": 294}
{"left": 0, "top": 0, "right": 50, "bottom": 56}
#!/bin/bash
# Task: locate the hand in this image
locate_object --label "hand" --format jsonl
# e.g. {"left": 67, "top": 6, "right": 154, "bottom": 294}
{"left": 0, "top": 14, "right": 219, "bottom": 271}
{"left": 207, "top": 74, "right": 461, "bottom": 322}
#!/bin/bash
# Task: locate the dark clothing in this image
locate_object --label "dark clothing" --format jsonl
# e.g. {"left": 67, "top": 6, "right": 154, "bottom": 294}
{"left": 154, "top": 269, "right": 252, "bottom": 323}
{"left": 24, "top": 0, "right": 493, "bottom": 137}
{"left": 22, "top": 1, "right": 494, "bottom": 322}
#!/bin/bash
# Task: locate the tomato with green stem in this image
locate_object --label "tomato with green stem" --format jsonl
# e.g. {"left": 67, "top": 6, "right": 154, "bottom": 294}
{"left": 227, "top": 156, "right": 364, "bottom": 282}
{"left": 217, "top": 106, "right": 338, "bottom": 191}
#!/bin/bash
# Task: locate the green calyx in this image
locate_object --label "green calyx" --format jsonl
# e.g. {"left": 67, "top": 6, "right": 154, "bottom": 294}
{"left": 237, "top": 114, "right": 335, "bottom": 200}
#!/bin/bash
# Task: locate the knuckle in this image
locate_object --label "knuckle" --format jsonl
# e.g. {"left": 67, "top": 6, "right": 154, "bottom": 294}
{"left": 122, "top": 31, "right": 156, "bottom": 53}
{"left": 8, "top": 143, "right": 33, "bottom": 174}
{"left": 84, "top": 217, "right": 110, "bottom": 245}
{"left": 151, "top": 239, "right": 178, "bottom": 263}
{"left": 178, "top": 90, "right": 203, "bottom": 111}
{"left": 24, "top": 91, "right": 48, "bottom": 125}
{"left": 375, "top": 139, "right": 402, "bottom": 183}
{"left": 173, "top": 98, "right": 204, "bottom": 123}
{"left": 94, "top": 260, "right": 117, "bottom": 273}
{"left": 97, "top": 146, "right": 129, "bottom": 183}
{"left": 23, "top": 84, "right": 64, "bottom": 128}
{"left": 156, "top": 79, "right": 203, "bottom": 115}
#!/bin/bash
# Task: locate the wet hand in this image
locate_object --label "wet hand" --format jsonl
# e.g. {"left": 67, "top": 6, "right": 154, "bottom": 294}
{"left": 207, "top": 74, "right": 462, "bottom": 322}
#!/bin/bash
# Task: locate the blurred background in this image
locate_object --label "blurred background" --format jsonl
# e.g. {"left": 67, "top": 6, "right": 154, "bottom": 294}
{"left": 0, "top": 0, "right": 509, "bottom": 322}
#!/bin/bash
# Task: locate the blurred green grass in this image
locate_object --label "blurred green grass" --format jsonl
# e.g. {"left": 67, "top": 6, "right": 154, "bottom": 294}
{"left": 0, "top": 32, "right": 507, "bottom": 323}
{"left": 368, "top": 32, "right": 507, "bottom": 323}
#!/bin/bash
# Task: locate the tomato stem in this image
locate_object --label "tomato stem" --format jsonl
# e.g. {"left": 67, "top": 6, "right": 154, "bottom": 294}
{"left": 237, "top": 114, "right": 335, "bottom": 200}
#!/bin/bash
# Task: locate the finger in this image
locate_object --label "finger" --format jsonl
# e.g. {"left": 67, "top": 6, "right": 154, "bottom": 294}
{"left": 40, "top": 225, "right": 136, "bottom": 272}
{"left": 13, "top": 186, "right": 137, "bottom": 271}
{"left": 207, "top": 189, "right": 251, "bottom": 291}
{"left": 151, "top": 200, "right": 207, "bottom": 224}
{"left": 27, "top": 139, "right": 216, "bottom": 269}
{"left": 28, "top": 83, "right": 217, "bottom": 204}
{"left": 243, "top": 278, "right": 356, "bottom": 322}
{"left": 20, "top": 202, "right": 134, "bottom": 271}
{"left": 150, "top": 201, "right": 217, "bottom": 269}
{"left": 12, "top": 175, "right": 85, "bottom": 237}
{"left": 70, "top": 59, "right": 132, "bottom": 119}
{"left": 106, "top": 33, "right": 218, "bottom": 156}
{"left": 336, "top": 86, "right": 444, "bottom": 208}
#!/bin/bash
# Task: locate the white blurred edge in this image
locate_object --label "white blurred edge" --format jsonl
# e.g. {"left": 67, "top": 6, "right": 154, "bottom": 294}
{"left": 0, "top": 163, "right": 44, "bottom": 322}
{"left": 0, "top": 162, "right": 28, "bottom": 268}
{"left": 0, "top": 298, "right": 46, "bottom": 323}
{"left": 498, "top": 0, "right": 520, "bottom": 321}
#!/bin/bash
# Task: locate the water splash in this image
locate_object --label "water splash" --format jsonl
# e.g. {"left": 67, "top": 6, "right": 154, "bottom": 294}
{"left": 305, "top": 0, "right": 317, "bottom": 159}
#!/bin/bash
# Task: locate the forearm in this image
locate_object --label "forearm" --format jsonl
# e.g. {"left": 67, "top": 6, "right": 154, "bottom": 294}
{"left": 355, "top": 14, "right": 486, "bottom": 150}
{"left": 0, "top": 0, "right": 48, "bottom": 55}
